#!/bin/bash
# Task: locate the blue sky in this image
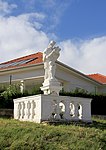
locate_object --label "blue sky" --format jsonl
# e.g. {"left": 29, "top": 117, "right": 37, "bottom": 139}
{"left": 57, "top": 0, "right": 106, "bottom": 40}
{"left": 0, "top": 0, "right": 106, "bottom": 74}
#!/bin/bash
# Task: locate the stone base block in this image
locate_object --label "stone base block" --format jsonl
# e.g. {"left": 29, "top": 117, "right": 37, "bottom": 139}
{"left": 40, "top": 79, "right": 62, "bottom": 95}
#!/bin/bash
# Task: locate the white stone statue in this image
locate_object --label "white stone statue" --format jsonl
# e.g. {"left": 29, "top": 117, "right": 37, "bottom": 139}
{"left": 41, "top": 40, "right": 62, "bottom": 95}
{"left": 43, "top": 41, "right": 61, "bottom": 81}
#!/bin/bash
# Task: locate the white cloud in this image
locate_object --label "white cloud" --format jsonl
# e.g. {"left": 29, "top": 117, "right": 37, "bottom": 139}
{"left": 0, "top": 13, "right": 49, "bottom": 63}
{"left": 16, "top": 13, "right": 46, "bottom": 29}
{"left": 18, "top": 13, "right": 45, "bottom": 21}
{"left": 0, "top": 0, "right": 17, "bottom": 16}
{"left": 59, "top": 37, "right": 106, "bottom": 75}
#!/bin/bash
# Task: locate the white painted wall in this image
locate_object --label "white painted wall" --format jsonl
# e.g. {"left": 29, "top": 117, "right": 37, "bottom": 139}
{"left": 98, "top": 85, "right": 106, "bottom": 94}
{"left": 0, "top": 65, "right": 44, "bottom": 83}
{"left": 56, "top": 64, "right": 99, "bottom": 94}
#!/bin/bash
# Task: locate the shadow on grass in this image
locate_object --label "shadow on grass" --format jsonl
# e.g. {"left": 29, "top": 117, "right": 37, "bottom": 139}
{"left": 0, "top": 116, "right": 13, "bottom": 119}
{"left": 90, "top": 120, "right": 106, "bottom": 130}
{"left": 0, "top": 116, "right": 106, "bottom": 130}
{"left": 43, "top": 119, "right": 106, "bottom": 130}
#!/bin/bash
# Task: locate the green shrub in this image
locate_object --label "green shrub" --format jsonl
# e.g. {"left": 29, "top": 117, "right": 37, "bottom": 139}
{"left": 0, "top": 84, "right": 42, "bottom": 109}
{"left": 0, "top": 85, "right": 6, "bottom": 93}
{"left": 0, "top": 84, "right": 22, "bottom": 109}
{"left": 60, "top": 87, "right": 90, "bottom": 98}
{"left": 27, "top": 84, "right": 43, "bottom": 95}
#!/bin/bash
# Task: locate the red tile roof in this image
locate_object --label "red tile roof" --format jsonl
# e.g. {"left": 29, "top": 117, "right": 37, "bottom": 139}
{"left": 88, "top": 73, "right": 106, "bottom": 84}
{"left": 0, "top": 52, "right": 43, "bottom": 70}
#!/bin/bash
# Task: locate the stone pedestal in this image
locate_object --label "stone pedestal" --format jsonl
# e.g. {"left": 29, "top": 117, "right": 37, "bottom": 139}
{"left": 40, "top": 78, "right": 62, "bottom": 95}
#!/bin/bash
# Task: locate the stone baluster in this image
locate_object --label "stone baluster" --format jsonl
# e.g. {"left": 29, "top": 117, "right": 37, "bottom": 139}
{"left": 27, "top": 101, "right": 31, "bottom": 119}
{"left": 32, "top": 100, "right": 36, "bottom": 119}
{"left": 50, "top": 100, "right": 56, "bottom": 119}
{"left": 78, "top": 104, "right": 82, "bottom": 120}
{"left": 70, "top": 102, "right": 75, "bottom": 119}
{"left": 29, "top": 100, "right": 35, "bottom": 120}
{"left": 17, "top": 102, "right": 21, "bottom": 119}
{"left": 24, "top": 100, "right": 28, "bottom": 120}
{"left": 20, "top": 102, "right": 25, "bottom": 120}
{"left": 63, "top": 100, "right": 71, "bottom": 120}
{"left": 19, "top": 102, "right": 22, "bottom": 119}
{"left": 73, "top": 102, "right": 79, "bottom": 121}
{"left": 54, "top": 100, "right": 61, "bottom": 120}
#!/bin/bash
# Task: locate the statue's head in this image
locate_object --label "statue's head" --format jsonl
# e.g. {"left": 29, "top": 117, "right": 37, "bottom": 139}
{"left": 49, "top": 41, "right": 56, "bottom": 47}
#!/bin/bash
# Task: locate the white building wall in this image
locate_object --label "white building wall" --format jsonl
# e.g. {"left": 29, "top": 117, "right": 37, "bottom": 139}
{"left": 98, "top": 85, "right": 106, "bottom": 94}
{"left": 0, "top": 67, "right": 44, "bottom": 83}
{"left": 0, "top": 65, "right": 44, "bottom": 92}
{"left": 56, "top": 65, "right": 99, "bottom": 94}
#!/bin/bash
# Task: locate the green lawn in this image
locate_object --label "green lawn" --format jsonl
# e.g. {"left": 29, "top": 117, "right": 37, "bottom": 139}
{"left": 0, "top": 117, "right": 106, "bottom": 150}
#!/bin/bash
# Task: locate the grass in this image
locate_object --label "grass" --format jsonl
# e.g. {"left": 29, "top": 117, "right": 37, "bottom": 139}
{"left": 0, "top": 117, "right": 106, "bottom": 150}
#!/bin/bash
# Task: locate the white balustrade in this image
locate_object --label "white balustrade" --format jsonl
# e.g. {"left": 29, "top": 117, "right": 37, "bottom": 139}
{"left": 14, "top": 95, "right": 92, "bottom": 123}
